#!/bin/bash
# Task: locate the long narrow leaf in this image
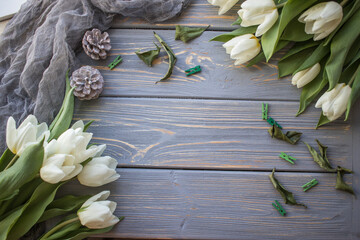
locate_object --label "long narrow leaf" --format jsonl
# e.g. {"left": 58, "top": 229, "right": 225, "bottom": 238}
{"left": 209, "top": 26, "right": 257, "bottom": 42}
{"left": 0, "top": 149, "right": 15, "bottom": 172}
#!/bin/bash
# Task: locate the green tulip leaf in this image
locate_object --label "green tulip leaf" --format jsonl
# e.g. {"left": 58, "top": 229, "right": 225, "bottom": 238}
{"left": 232, "top": 17, "right": 242, "bottom": 25}
{"left": 0, "top": 139, "right": 44, "bottom": 202}
{"left": 6, "top": 182, "right": 63, "bottom": 240}
{"left": 0, "top": 178, "right": 42, "bottom": 217}
{"left": 296, "top": 64, "right": 327, "bottom": 116}
{"left": 335, "top": 166, "right": 355, "bottom": 195}
{"left": 316, "top": 111, "right": 332, "bottom": 129}
{"left": 175, "top": 25, "right": 209, "bottom": 43}
{"left": 268, "top": 125, "right": 302, "bottom": 145}
{"left": 303, "top": 140, "right": 335, "bottom": 172}
{"left": 135, "top": 44, "right": 161, "bottom": 67}
{"left": 278, "top": 41, "right": 318, "bottom": 77}
{"left": 294, "top": 44, "right": 329, "bottom": 74}
{"left": 261, "top": 0, "right": 318, "bottom": 61}
{"left": 0, "top": 149, "right": 15, "bottom": 172}
{"left": 281, "top": 17, "right": 312, "bottom": 42}
{"left": 209, "top": 26, "right": 257, "bottom": 42}
{"left": 39, "top": 195, "right": 90, "bottom": 223}
{"left": 49, "top": 70, "right": 75, "bottom": 140}
{"left": 247, "top": 40, "right": 289, "bottom": 67}
{"left": 83, "top": 120, "right": 94, "bottom": 132}
{"left": 269, "top": 168, "right": 306, "bottom": 207}
{"left": 325, "top": 8, "right": 360, "bottom": 90}
{"left": 345, "top": 64, "right": 360, "bottom": 120}
{"left": 42, "top": 214, "right": 82, "bottom": 240}
{"left": 154, "top": 32, "right": 177, "bottom": 83}
{"left": 323, "top": 0, "right": 360, "bottom": 45}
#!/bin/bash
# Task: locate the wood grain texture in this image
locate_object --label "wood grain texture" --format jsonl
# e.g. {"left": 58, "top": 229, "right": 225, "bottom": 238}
{"left": 78, "top": 29, "right": 300, "bottom": 101}
{"left": 61, "top": 168, "right": 357, "bottom": 240}
{"left": 74, "top": 98, "right": 353, "bottom": 171}
{"left": 111, "top": 0, "right": 241, "bottom": 30}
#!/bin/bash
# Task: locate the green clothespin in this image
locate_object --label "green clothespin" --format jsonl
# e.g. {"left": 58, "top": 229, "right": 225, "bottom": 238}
{"left": 272, "top": 200, "right": 286, "bottom": 216}
{"left": 185, "top": 65, "right": 201, "bottom": 76}
{"left": 108, "top": 56, "right": 123, "bottom": 70}
{"left": 267, "top": 117, "right": 282, "bottom": 129}
{"left": 262, "top": 103, "right": 268, "bottom": 120}
{"left": 279, "top": 152, "right": 296, "bottom": 165}
{"left": 302, "top": 179, "right": 318, "bottom": 192}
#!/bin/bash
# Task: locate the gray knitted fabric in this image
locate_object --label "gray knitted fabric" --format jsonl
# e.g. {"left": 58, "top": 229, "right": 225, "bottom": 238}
{"left": 0, "top": 0, "right": 190, "bottom": 152}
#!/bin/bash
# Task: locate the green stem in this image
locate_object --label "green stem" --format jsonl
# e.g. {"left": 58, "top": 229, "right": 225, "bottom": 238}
{"left": 348, "top": 65, "right": 360, "bottom": 86}
{"left": 340, "top": 0, "right": 349, "bottom": 6}
{"left": 276, "top": 2, "right": 286, "bottom": 8}
{"left": 4, "top": 154, "right": 18, "bottom": 170}
{"left": 40, "top": 217, "right": 79, "bottom": 240}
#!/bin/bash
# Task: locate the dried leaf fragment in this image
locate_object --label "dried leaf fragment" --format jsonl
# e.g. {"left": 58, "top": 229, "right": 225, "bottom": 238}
{"left": 268, "top": 125, "right": 302, "bottom": 144}
{"left": 154, "top": 32, "right": 177, "bottom": 83}
{"left": 335, "top": 166, "right": 355, "bottom": 195}
{"left": 269, "top": 168, "right": 306, "bottom": 207}
{"left": 135, "top": 44, "right": 161, "bottom": 67}
{"left": 175, "top": 25, "right": 209, "bottom": 43}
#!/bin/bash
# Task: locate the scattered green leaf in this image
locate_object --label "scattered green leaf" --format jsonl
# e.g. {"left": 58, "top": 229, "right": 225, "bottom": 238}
{"left": 268, "top": 125, "right": 302, "bottom": 145}
{"left": 335, "top": 166, "right": 355, "bottom": 195}
{"left": 154, "top": 32, "right": 177, "bottom": 83}
{"left": 303, "top": 140, "right": 335, "bottom": 172}
{"left": 175, "top": 25, "right": 209, "bottom": 43}
{"left": 135, "top": 44, "right": 161, "bottom": 67}
{"left": 269, "top": 168, "right": 306, "bottom": 207}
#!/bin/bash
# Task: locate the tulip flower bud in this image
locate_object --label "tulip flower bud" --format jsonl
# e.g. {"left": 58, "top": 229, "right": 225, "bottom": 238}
{"left": 78, "top": 156, "right": 120, "bottom": 187}
{"left": 299, "top": 1, "right": 343, "bottom": 41}
{"left": 238, "top": 0, "right": 278, "bottom": 37}
{"left": 223, "top": 34, "right": 261, "bottom": 65}
{"left": 292, "top": 63, "right": 321, "bottom": 88}
{"left": 78, "top": 191, "right": 119, "bottom": 229}
{"left": 207, "top": 0, "right": 240, "bottom": 15}
{"left": 6, "top": 115, "right": 50, "bottom": 156}
{"left": 315, "top": 83, "right": 351, "bottom": 121}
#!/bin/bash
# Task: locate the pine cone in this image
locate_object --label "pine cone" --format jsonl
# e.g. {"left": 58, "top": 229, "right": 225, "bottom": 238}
{"left": 70, "top": 66, "right": 104, "bottom": 100}
{"left": 82, "top": 28, "right": 111, "bottom": 60}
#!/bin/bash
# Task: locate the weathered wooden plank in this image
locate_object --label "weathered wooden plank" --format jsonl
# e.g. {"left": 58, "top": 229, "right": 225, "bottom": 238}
{"left": 74, "top": 98, "right": 352, "bottom": 171}
{"left": 111, "top": 0, "right": 240, "bottom": 30}
{"left": 78, "top": 29, "right": 298, "bottom": 100}
{"left": 351, "top": 108, "right": 360, "bottom": 238}
{"left": 61, "top": 169, "right": 356, "bottom": 240}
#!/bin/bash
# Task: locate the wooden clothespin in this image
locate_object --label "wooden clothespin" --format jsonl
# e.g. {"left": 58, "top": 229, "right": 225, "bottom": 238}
{"left": 302, "top": 179, "right": 318, "bottom": 192}
{"left": 108, "top": 56, "right": 123, "bottom": 70}
{"left": 262, "top": 103, "right": 268, "bottom": 120}
{"left": 279, "top": 152, "right": 296, "bottom": 165}
{"left": 272, "top": 200, "right": 286, "bottom": 216}
{"left": 267, "top": 117, "right": 282, "bottom": 129}
{"left": 185, "top": 65, "right": 201, "bottom": 76}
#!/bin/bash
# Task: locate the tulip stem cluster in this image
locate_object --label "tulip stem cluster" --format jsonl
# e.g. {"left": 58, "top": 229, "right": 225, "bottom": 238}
{"left": 3, "top": 154, "right": 18, "bottom": 171}
{"left": 40, "top": 217, "right": 79, "bottom": 240}
{"left": 340, "top": 0, "right": 349, "bottom": 6}
{"left": 349, "top": 67, "right": 360, "bottom": 86}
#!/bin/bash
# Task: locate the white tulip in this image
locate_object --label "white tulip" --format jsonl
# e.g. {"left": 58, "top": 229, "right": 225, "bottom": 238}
{"left": 40, "top": 125, "right": 105, "bottom": 184}
{"left": 6, "top": 115, "right": 49, "bottom": 156}
{"left": 78, "top": 191, "right": 119, "bottom": 229}
{"left": 78, "top": 156, "right": 120, "bottom": 187}
{"left": 223, "top": 34, "right": 261, "bottom": 65}
{"left": 315, "top": 83, "right": 351, "bottom": 121}
{"left": 292, "top": 63, "right": 321, "bottom": 88}
{"left": 298, "top": 1, "right": 343, "bottom": 41}
{"left": 208, "top": 0, "right": 240, "bottom": 15}
{"left": 238, "top": 0, "right": 278, "bottom": 37}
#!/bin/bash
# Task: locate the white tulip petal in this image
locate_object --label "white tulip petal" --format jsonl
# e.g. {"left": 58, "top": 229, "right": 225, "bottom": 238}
{"left": 18, "top": 115, "right": 38, "bottom": 129}
{"left": 255, "top": 9, "right": 278, "bottom": 36}
{"left": 293, "top": 63, "right": 321, "bottom": 88}
{"left": 62, "top": 164, "right": 83, "bottom": 181}
{"left": 331, "top": 85, "right": 351, "bottom": 121}
{"left": 82, "top": 191, "right": 111, "bottom": 208}
{"left": 40, "top": 164, "right": 66, "bottom": 184}
{"left": 71, "top": 120, "right": 84, "bottom": 131}
{"left": 6, "top": 117, "right": 17, "bottom": 153}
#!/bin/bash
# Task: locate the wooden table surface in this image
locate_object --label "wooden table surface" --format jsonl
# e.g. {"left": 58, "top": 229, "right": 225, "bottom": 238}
{"left": 61, "top": 1, "right": 360, "bottom": 239}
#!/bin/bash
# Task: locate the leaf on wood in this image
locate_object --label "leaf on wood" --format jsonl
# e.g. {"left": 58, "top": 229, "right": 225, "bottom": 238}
{"left": 335, "top": 166, "right": 355, "bottom": 195}
{"left": 268, "top": 125, "right": 302, "bottom": 145}
{"left": 303, "top": 140, "right": 335, "bottom": 172}
{"left": 154, "top": 32, "right": 177, "bottom": 83}
{"left": 269, "top": 168, "right": 306, "bottom": 207}
{"left": 175, "top": 25, "right": 209, "bottom": 43}
{"left": 135, "top": 44, "right": 161, "bottom": 67}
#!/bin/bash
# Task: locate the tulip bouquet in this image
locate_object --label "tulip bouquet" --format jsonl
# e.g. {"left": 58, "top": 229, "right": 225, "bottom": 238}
{"left": 0, "top": 72, "right": 121, "bottom": 240}
{"left": 209, "top": 0, "right": 360, "bottom": 127}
